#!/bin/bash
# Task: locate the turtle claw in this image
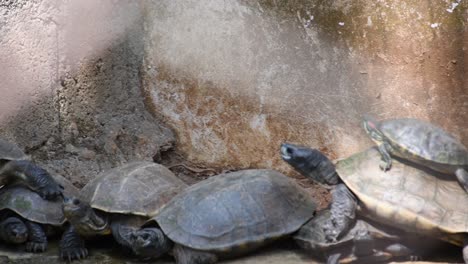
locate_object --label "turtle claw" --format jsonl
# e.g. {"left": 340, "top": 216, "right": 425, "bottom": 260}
{"left": 26, "top": 241, "right": 47, "bottom": 253}
{"left": 323, "top": 222, "right": 339, "bottom": 242}
{"left": 379, "top": 160, "right": 391, "bottom": 172}
{"left": 60, "top": 247, "right": 88, "bottom": 262}
{"left": 409, "top": 255, "right": 422, "bottom": 261}
{"left": 37, "top": 183, "right": 63, "bottom": 200}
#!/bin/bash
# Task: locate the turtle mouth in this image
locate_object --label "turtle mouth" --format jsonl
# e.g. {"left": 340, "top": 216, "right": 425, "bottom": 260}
{"left": 11, "top": 233, "right": 28, "bottom": 243}
{"left": 280, "top": 144, "right": 292, "bottom": 160}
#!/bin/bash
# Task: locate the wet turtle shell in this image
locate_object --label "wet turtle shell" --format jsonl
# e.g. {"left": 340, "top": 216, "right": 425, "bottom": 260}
{"left": 369, "top": 118, "right": 468, "bottom": 172}
{"left": 336, "top": 147, "right": 468, "bottom": 246}
{"left": 80, "top": 161, "right": 187, "bottom": 217}
{"left": 0, "top": 138, "right": 28, "bottom": 162}
{"left": 154, "top": 169, "right": 316, "bottom": 254}
{"left": 0, "top": 174, "right": 78, "bottom": 226}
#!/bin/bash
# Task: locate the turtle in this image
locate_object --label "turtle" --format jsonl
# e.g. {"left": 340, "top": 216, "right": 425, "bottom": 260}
{"left": 0, "top": 173, "right": 78, "bottom": 253}
{"left": 295, "top": 209, "right": 433, "bottom": 264}
{"left": 362, "top": 115, "right": 468, "bottom": 192}
{"left": 128, "top": 169, "right": 317, "bottom": 264}
{"left": 280, "top": 143, "right": 468, "bottom": 263}
{"left": 60, "top": 161, "right": 188, "bottom": 261}
{"left": 0, "top": 138, "right": 63, "bottom": 200}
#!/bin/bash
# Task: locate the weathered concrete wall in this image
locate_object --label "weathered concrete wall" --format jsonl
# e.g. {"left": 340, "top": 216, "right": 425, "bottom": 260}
{"left": 142, "top": 0, "right": 468, "bottom": 174}
{"left": 0, "top": 0, "right": 466, "bottom": 186}
{"left": 0, "top": 0, "right": 174, "bottom": 186}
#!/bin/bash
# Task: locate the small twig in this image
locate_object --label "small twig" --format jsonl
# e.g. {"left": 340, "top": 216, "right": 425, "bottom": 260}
{"left": 168, "top": 163, "right": 218, "bottom": 174}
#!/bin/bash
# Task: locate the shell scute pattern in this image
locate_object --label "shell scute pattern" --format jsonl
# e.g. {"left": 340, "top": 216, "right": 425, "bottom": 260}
{"left": 155, "top": 169, "right": 316, "bottom": 253}
{"left": 337, "top": 147, "right": 468, "bottom": 237}
{"left": 0, "top": 185, "right": 66, "bottom": 225}
{"left": 82, "top": 161, "right": 187, "bottom": 217}
{"left": 380, "top": 118, "right": 468, "bottom": 165}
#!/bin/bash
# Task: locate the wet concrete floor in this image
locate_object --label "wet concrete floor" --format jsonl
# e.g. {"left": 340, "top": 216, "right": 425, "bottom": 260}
{"left": 0, "top": 238, "right": 458, "bottom": 264}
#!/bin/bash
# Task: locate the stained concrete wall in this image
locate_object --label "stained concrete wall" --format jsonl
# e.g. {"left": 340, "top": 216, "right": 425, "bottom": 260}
{"left": 0, "top": 0, "right": 466, "bottom": 187}
{"left": 0, "top": 0, "right": 174, "bottom": 186}
{"left": 142, "top": 0, "right": 468, "bottom": 174}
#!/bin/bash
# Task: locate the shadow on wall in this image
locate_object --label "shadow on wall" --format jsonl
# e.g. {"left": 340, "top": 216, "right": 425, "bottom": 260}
{"left": 0, "top": 1, "right": 174, "bottom": 187}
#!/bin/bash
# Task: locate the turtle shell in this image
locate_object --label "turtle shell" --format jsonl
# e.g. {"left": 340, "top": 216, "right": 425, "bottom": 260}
{"left": 81, "top": 161, "right": 187, "bottom": 217}
{"left": 0, "top": 138, "right": 27, "bottom": 161}
{"left": 154, "top": 169, "right": 316, "bottom": 253}
{"left": 378, "top": 118, "right": 468, "bottom": 168}
{"left": 0, "top": 174, "right": 78, "bottom": 226}
{"left": 336, "top": 147, "right": 468, "bottom": 246}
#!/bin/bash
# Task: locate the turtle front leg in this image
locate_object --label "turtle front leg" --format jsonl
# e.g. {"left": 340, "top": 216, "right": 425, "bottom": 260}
{"left": 172, "top": 244, "right": 218, "bottom": 264}
{"left": 377, "top": 143, "right": 392, "bottom": 171}
{"left": 59, "top": 225, "right": 88, "bottom": 261}
{"left": 110, "top": 221, "right": 138, "bottom": 250}
{"left": 2, "top": 160, "right": 63, "bottom": 200}
{"left": 25, "top": 221, "right": 47, "bottom": 252}
{"left": 324, "top": 184, "right": 358, "bottom": 242}
{"left": 130, "top": 227, "right": 173, "bottom": 259}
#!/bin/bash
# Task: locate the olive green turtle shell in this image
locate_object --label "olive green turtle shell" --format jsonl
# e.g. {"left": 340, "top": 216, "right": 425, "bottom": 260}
{"left": 377, "top": 118, "right": 468, "bottom": 167}
{"left": 80, "top": 161, "right": 188, "bottom": 217}
{"left": 0, "top": 138, "right": 28, "bottom": 161}
{"left": 336, "top": 147, "right": 468, "bottom": 246}
{"left": 0, "top": 174, "right": 78, "bottom": 226}
{"left": 154, "top": 169, "right": 316, "bottom": 253}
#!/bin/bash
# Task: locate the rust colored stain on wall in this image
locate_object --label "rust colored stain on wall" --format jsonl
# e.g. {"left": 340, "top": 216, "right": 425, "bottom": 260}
{"left": 142, "top": 0, "right": 467, "bottom": 177}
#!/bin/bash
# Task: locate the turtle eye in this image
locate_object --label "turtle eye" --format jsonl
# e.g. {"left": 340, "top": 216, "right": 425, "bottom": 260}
{"left": 72, "top": 199, "right": 80, "bottom": 205}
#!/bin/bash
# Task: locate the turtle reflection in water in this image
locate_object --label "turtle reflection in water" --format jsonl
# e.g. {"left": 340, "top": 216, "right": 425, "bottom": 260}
{"left": 281, "top": 143, "right": 468, "bottom": 264}
{"left": 128, "top": 169, "right": 316, "bottom": 264}
{"left": 60, "top": 161, "right": 188, "bottom": 261}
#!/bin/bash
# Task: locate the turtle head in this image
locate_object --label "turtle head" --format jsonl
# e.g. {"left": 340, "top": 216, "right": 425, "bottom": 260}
{"left": 62, "top": 196, "right": 89, "bottom": 221}
{"left": 280, "top": 143, "right": 339, "bottom": 186}
{"left": 62, "top": 196, "right": 108, "bottom": 234}
{"left": 130, "top": 227, "right": 172, "bottom": 259}
{"left": 362, "top": 115, "right": 384, "bottom": 143}
{"left": 0, "top": 217, "right": 28, "bottom": 244}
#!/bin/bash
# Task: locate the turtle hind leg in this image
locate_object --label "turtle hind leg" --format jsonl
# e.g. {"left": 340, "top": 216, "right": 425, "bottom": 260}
{"left": 59, "top": 225, "right": 88, "bottom": 261}
{"left": 110, "top": 221, "right": 136, "bottom": 250}
{"left": 172, "top": 244, "right": 218, "bottom": 264}
{"left": 25, "top": 221, "right": 47, "bottom": 252}
{"left": 455, "top": 168, "right": 468, "bottom": 193}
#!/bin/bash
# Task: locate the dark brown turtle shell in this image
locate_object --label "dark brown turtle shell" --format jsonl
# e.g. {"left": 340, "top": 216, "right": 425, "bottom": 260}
{"left": 154, "top": 169, "right": 316, "bottom": 253}
{"left": 336, "top": 147, "right": 468, "bottom": 246}
{"left": 80, "top": 161, "right": 188, "bottom": 217}
{"left": 0, "top": 174, "right": 78, "bottom": 226}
